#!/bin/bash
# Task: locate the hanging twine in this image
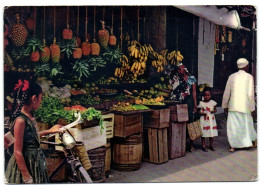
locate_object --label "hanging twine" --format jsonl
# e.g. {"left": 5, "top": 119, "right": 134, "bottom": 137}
{"left": 94, "top": 6, "right": 96, "bottom": 41}
{"left": 53, "top": 7, "right": 56, "bottom": 43}
{"left": 77, "top": 6, "right": 79, "bottom": 37}
{"left": 33, "top": 7, "right": 37, "bottom": 36}
{"left": 43, "top": 6, "right": 46, "bottom": 46}
{"left": 85, "top": 6, "right": 88, "bottom": 41}
{"left": 67, "top": 6, "right": 69, "bottom": 28}
{"left": 120, "top": 7, "right": 123, "bottom": 50}
{"left": 176, "top": 16, "right": 179, "bottom": 50}
{"left": 137, "top": 6, "right": 139, "bottom": 42}
{"left": 103, "top": 7, "right": 105, "bottom": 21}
{"left": 111, "top": 8, "right": 114, "bottom": 35}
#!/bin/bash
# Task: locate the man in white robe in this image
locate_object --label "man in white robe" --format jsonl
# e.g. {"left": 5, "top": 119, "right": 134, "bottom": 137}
{"left": 222, "top": 58, "right": 257, "bottom": 152}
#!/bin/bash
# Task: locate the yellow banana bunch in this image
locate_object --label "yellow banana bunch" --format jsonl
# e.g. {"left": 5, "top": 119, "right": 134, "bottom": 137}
{"left": 167, "top": 50, "right": 184, "bottom": 65}
{"left": 114, "top": 67, "right": 125, "bottom": 78}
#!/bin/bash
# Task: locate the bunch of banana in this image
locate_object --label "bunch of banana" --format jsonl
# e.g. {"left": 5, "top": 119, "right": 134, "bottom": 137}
{"left": 151, "top": 51, "right": 167, "bottom": 72}
{"left": 130, "top": 59, "right": 146, "bottom": 78}
{"left": 114, "top": 55, "right": 130, "bottom": 78}
{"left": 167, "top": 50, "right": 184, "bottom": 65}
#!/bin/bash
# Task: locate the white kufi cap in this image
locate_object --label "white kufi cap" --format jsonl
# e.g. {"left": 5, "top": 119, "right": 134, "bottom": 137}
{"left": 237, "top": 58, "right": 249, "bottom": 69}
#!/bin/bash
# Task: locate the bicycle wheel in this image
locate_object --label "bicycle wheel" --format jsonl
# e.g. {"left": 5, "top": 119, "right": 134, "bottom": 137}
{"left": 77, "top": 166, "right": 93, "bottom": 183}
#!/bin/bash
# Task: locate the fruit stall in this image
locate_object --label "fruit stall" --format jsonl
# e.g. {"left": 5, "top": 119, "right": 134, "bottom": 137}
{"left": 4, "top": 5, "right": 256, "bottom": 183}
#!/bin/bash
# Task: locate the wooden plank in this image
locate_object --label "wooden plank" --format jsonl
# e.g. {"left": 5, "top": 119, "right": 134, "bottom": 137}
{"left": 124, "top": 113, "right": 142, "bottom": 126}
{"left": 124, "top": 122, "right": 142, "bottom": 138}
{"left": 148, "top": 128, "right": 153, "bottom": 162}
{"left": 181, "top": 123, "right": 187, "bottom": 156}
{"left": 176, "top": 104, "right": 189, "bottom": 122}
{"left": 158, "top": 129, "right": 164, "bottom": 163}
{"left": 162, "top": 128, "right": 168, "bottom": 162}
{"left": 144, "top": 109, "right": 170, "bottom": 129}
{"left": 152, "top": 128, "right": 159, "bottom": 163}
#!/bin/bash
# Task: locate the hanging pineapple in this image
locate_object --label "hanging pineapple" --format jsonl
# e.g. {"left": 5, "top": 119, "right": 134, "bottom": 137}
{"left": 63, "top": 7, "right": 73, "bottom": 40}
{"left": 25, "top": 17, "right": 35, "bottom": 30}
{"left": 109, "top": 34, "right": 116, "bottom": 46}
{"left": 98, "top": 20, "right": 109, "bottom": 47}
{"left": 41, "top": 39, "right": 50, "bottom": 62}
{"left": 50, "top": 38, "right": 60, "bottom": 63}
{"left": 31, "top": 51, "right": 40, "bottom": 62}
{"left": 73, "top": 48, "right": 82, "bottom": 59}
{"left": 82, "top": 39, "right": 92, "bottom": 56}
{"left": 10, "top": 14, "right": 28, "bottom": 47}
{"left": 63, "top": 24, "right": 73, "bottom": 40}
{"left": 91, "top": 39, "right": 100, "bottom": 56}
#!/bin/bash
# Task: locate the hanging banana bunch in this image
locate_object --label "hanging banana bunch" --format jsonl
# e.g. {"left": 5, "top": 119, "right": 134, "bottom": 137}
{"left": 167, "top": 50, "right": 184, "bottom": 66}
{"left": 114, "top": 55, "right": 130, "bottom": 78}
{"left": 150, "top": 49, "right": 168, "bottom": 73}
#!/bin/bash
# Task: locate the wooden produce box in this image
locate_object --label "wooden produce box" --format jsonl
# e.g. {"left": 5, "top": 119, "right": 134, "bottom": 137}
{"left": 168, "top": 122, "right": 186, "bottom": 159}
{"left": 114, "top": 113, "right": 143, "bottom": 138}
{"left": 102, "top": 113, "right": 115, "bottom": 139}
{"left": 143, "top": 128, "right": 168, "bottom": 164}
{"left": 167, "top": 104, "right": 189, "bottom": 122}
{"left": 143, "top": 109, "right": 170, "bottom": 128}
{"left": 67, "top": 126, "right": 107, "bottom": 151}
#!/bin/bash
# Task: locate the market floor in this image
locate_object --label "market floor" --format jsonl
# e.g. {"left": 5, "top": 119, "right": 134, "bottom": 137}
{"left": 105, "top": 113, "right": 258, "bottom": 183}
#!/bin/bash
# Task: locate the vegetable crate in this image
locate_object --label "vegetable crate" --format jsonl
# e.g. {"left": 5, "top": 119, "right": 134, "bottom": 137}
{"left": 143, "top": 109, "right": 170, "bottom": 128}
{"left": 168, "top": 122, "right": 186, "bottom": 159}
{"left": 114, "top": 113, "right": 143, "bottom": 138}
{"left": 102, "top": 113, "right": 114, "bottom": 139}
{"left": 166, "top": 104, "right": 189, "bottom": 122}
{"left": 67, "top": 126, "right": 107, "bottom": 151}
{"left": 143, "top": 127, "right": 168, "bottom": 164}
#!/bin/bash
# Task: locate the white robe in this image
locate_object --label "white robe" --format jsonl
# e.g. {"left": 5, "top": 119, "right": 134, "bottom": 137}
{"left": 227, "top": 111, "right": 257, "bottom": 148}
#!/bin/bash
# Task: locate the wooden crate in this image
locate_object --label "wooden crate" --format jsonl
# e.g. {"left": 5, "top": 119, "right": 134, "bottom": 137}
{"left": 102, "top": 113, "right": 114, "bottom": 139}
{"left": 167, "top": 104, "right": 189, "bottom": 122}
{"left": 168, "top": 122, "right": 186, "bottom": 159}
{"left": 143, "top": 128, "right": 168, "bottom": 164}
{"left": 143, "top": 109, "right": 170, "bottom": 128}
{"left": 114, "top": 113, "right": 143, "bottom": 138}
{"left": 67, "top": 126, "right": 107, "bottom": 151}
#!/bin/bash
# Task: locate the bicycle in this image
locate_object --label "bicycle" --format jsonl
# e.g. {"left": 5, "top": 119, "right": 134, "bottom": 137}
{"left": 41, "top": 113, "right": 93, "bottom": 183}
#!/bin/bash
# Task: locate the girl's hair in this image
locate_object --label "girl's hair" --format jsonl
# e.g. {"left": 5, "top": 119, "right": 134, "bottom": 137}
{"left": 203, "top": 86, "right": 211, "bottom": 95}
{"left": 10, "top": 79, "right": 42, "bottom": 122}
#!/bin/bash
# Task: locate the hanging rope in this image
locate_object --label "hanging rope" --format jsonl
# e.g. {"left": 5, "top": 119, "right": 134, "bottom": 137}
{"left": 121, "top": 7, "right": 123, "bottom": 50}
{"left": 33, "top": 7, "right": 37, "bottom": 36}
{"left": 85, "top": 6, "right": 88, "bottom": 41}
{"left": 77, "top": 6, "right": 79, "bottom": 37}
{"left": 103, "top": 7, "right": 105, "bottom": 21}
{"left": 111, "top": 8, "right": 114, "bottom": 35}
{"left": 176, "top": 16, "right": 179, "bottom": 50}
{"left": 94, "top": 6, "right": 96, "bottom": 40}
{"left": 137, "top": 6, "right": 139, "bottom": 42}
{"left": 67, "top": 6, "right": 69, "bottom": 28}
{"left": 43, "top": 6, "right": 46, "bottom": 46}
{"left": 53, "top": 7, "right": 56, "bottom": 43}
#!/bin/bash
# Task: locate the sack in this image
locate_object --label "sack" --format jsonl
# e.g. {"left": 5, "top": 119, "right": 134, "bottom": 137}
{"left": 187, "top": 119, "right": 202, "bottom": 141}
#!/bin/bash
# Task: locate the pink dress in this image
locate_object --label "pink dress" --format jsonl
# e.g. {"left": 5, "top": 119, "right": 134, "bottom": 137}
{"left": 198, "top": 100, "right": 218, "bottom": 137}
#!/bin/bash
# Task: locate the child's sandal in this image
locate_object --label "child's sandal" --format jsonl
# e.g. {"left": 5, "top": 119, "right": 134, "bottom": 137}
{"left": 228, "top": 148, "right": 235, "bottom": 152}
{"left": 202, "top": 146, "right": 208, "bottom": 152}
{"left": 209, "top": 146, "right": 215, "bottom": 151}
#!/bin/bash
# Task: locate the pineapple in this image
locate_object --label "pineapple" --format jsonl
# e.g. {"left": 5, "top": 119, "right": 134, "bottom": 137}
{"left": 31, "top": 51, "right": 40, "bottom": 62}
{"left": 41, "top": 39, "right": 50, "bottom": 62}
{"left": 73, "top": 48, "right": 82, "bottom": 59}
{"left": 63, "top": 24, "right": 73, "bottom": 39}
{"left": 98, "top": 21, "right": 109, "bottom": 47}
{"left": 50, "top": 38, "right": 60, "bottom": 63}
{"left": 10, "top": 14, "right": 28, "bottom": 47}
{"left": 109, "top": 35, "right": 116, "bottom": 46}
{"left": 81, "top": 39, "right": 92, "bottom": 56}
{"left": 25, "top": 17, "right": 35, "bottom": 30}
{"left": 91, "top": 39, "right": 100, "bottom": 56}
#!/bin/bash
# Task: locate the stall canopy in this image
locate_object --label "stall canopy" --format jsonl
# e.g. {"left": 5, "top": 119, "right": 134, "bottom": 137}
{"left": 174, "top": 5, "right": 251, "bottom": 31}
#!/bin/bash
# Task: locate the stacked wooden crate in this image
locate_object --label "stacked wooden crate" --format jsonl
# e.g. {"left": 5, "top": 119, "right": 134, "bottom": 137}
{"left": 143, "top": 108, "right": 170, "bottom": 164}
{"left": 167, "top": 104, "right": 188, "bottom": 160}
{"left": 112, "top": 112, "right": 143, "bottom": 171}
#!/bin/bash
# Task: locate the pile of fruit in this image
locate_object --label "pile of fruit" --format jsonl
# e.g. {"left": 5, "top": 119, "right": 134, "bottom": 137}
{"left": 135, "top": 96, "right": 165, "bottom": 105}
{"left": 110, "top": 102, "right": 137, "bottom": 112}
{"left": 132, "top": 104, "right": 150, "bottom": 110}
{"left": 96, "top": 88, "right": 117, "bottom": 94}
{"left": 96, "top": 77, "right": 119, "bottom": 85}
